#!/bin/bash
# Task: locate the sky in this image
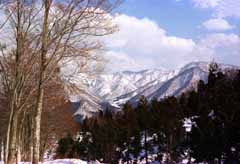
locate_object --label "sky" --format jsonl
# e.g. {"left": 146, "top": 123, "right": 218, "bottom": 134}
{"left": 104, "top": 0, "right": 240, "bottom": 72}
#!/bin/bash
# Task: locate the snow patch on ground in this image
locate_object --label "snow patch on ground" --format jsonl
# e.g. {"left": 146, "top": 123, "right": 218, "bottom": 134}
{"left": 45, "top": 159, "right": 88, "bottom": 164}
{"left": 0, "top": 159, "right": 101, "bottom": 164}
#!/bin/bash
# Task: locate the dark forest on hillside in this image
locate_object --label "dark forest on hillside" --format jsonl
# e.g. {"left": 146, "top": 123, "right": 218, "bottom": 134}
{"left": 56, "top": 63, "right": 240, "bottom": 164}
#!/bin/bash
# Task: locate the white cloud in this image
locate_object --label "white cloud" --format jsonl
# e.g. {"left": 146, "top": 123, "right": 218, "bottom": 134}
{"left": 192, "top": 0, "right": 240, "bottom": 18}
{"left": 215, "top": 0, "right": 240, "bottom": 18}
{"left": 193, "top": 0, "right": 221, "bottom": 8}
{"left": 202, "top": 18, "right": 234, "bottom": 31}
{"left": 104, "top": 14, "right": 196, "bottom": 71}
{"left": 199, "top": 33, "right": 240, "bottom": 49}
{"left": 104, "top": 14, "right": 240, "bottom": 71}
{"left": 104, "top": 51, "right": 146, "bottom": 72}
{"left": 193, "top": 33, "right": 240, "bottom": 65}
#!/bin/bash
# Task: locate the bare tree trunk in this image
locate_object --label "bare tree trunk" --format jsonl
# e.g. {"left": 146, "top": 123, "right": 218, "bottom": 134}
{"left": 0, "top": 0, "right": 118, "bottom": 162}
{"left": 40, "top": 133, "right": 49, "bottom": 162}
{"left": 2, "top": 141, "right": 5, "bottom": 162}
{"left": 32, "top": 89, "right": 44, "bottom": 164}
{"left": 5, "top": 103, "right": 14, "bottom": 163}
{"left": 32, "top": 1, "right": 50, "bottom": 164}
{"left": 17, "top": 110, "right": 27, "bottom": 163}
{"left": 30, "top": 117, "right": 33, "bottom": 162}
{"left": 7, "top": 112, "right": 18, "bottom": 164}
{"left": 3, "top": 138, "right": 6, "bottom": 163}
{"left": 28, "top": 120, "right": 33, "bottom": 163}
{"left": 17, "top": 144, "right": 21, "bottom": 163}
{"left": 6, "top": 1, "right": 24, "bottom": 163}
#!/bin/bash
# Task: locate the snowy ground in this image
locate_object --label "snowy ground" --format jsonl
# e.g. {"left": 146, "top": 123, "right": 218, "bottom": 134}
{"left": 0, "top": 158, "right": 190, "bottom": 164}
{"left": 0, "top": 159, "right": 101, "bottom": 164}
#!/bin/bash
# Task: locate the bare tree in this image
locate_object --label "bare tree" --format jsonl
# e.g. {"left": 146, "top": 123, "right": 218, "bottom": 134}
{"left": 31, "top": 1, "right": 119, "bottom": 163}
{"left": 0, "top": 2, "right": 41, "bottom": 163}
{"left": 0, "top": 0, "right": 119, "bottom": 163}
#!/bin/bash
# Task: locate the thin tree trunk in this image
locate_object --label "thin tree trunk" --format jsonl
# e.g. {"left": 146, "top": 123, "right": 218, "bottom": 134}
{"left": 7, "top": 112, "right": 18, "bottom": 164}
{"left": 5, "top": 103, "right": 14, "bottom": 164}
{"left": 17, "top": 111, "right": 26, "bottom": 163}
{"left": 30, "top": 145, "right": 33, "bottom": 162}
{"left": 32, "top": 88, "right": 44, "bottom": 164}
{"left": 3, "top": 140, "right": 5, "bottom": 163}
{"left": 7, "top": 94, "right": 20, "bottom": 164}
{"left": 3, "top": 138, "right": 7, "bottom": 163}
{"left": 17, "top": 144, "right": 21, "bottom": 163}
{"left": 39, "top": 122, "right": 50, "bottom": 161}
{"left": 7, "top": 1, "right": 24, "bottom": 163}
{"left": 30, "top": 116, "right": 33, "bottom": 162}
{"left": 32, "top": 1, "right": 50, "bottom": 163}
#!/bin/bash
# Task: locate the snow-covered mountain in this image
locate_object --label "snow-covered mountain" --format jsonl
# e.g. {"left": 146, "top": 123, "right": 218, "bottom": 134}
{"left": 89, "top": 69, "right": 179, "bottom": 101}
{"left": 72, "top": 62, "right": 236, "bottom": 119}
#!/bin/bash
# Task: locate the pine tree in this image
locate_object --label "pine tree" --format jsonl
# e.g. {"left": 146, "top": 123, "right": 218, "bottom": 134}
{"left": 56, "top": 134, "right": 74, "bottom": 158}
{"left": 136, "top": 96, "right": 152, "bottom": 164}
{"left": 121, "top": 102, "right": 141, "bottom": 163}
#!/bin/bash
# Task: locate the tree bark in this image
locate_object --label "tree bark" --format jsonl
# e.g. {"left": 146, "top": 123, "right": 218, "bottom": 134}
{"left": 32, "top": 89, "right": 44, "bottom": 164}
{"left": 5, "top": 102, "right": 14, "bottom": 164}
{"left": 3, "top": 138, "right": 6, "bottom": 163}
{"left": 32, "top": 1, "right": 51, "bottom": 164}
{"left": 17, "top": 144, "right": 21, "bottom": 163}
{"left": 7, "top": 112, "right": 18, "bottom": 164}
{"left": 6, "top": 1, "right": 24, "bottom": 163}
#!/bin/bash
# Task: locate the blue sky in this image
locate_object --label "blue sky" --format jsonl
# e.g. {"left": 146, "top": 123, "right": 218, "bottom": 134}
{"left": 105, "top": 0, "right": 240, "bottom": 72}
{"left": 118, "top": 0, "right": 211, "bottom": 38}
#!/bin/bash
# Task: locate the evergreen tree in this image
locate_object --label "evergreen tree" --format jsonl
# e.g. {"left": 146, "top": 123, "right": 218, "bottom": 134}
{"left": 56, "top": 134, "right": 74, "bottom": 158}
{"left": 120, "top": 102, "right": 141, "bottom": 163}
{"left": 136, "top": 96, "right": 152, "bottom": 164}
{"left": 55, "top": 66, "right": 240, "bottom": 164}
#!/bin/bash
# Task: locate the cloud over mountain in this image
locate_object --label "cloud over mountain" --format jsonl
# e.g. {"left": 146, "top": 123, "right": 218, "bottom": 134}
{"left": 104, "top": 14, "right": 196, "bottom": 71}
{"left": 104, "top": 14, "right": 240, "bottom": 72}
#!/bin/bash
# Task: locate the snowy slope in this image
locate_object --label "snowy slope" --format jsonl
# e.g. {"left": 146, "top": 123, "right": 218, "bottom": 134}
{"left": 113, "top": 62, "right": 209, "bottom": 105}
{"left": 72, "top": 62, "right": 236, "bottom": 119}
{"left": 88, "top": 69, "right": 178, "bottom": 101}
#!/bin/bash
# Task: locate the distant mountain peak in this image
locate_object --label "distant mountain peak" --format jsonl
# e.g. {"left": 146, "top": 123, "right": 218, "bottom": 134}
{"left": 72, "top": 61, "right": 237, "bottom": 120}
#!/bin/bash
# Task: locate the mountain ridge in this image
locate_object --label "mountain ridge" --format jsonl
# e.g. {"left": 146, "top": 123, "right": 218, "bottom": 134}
{"left": 72, "top": 61, "right": 237, "bottom": 120}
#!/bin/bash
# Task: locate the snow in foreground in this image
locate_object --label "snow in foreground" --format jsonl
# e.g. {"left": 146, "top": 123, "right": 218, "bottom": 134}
{"left": 0, "top": 159, "right": 101, "bottom": 164}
